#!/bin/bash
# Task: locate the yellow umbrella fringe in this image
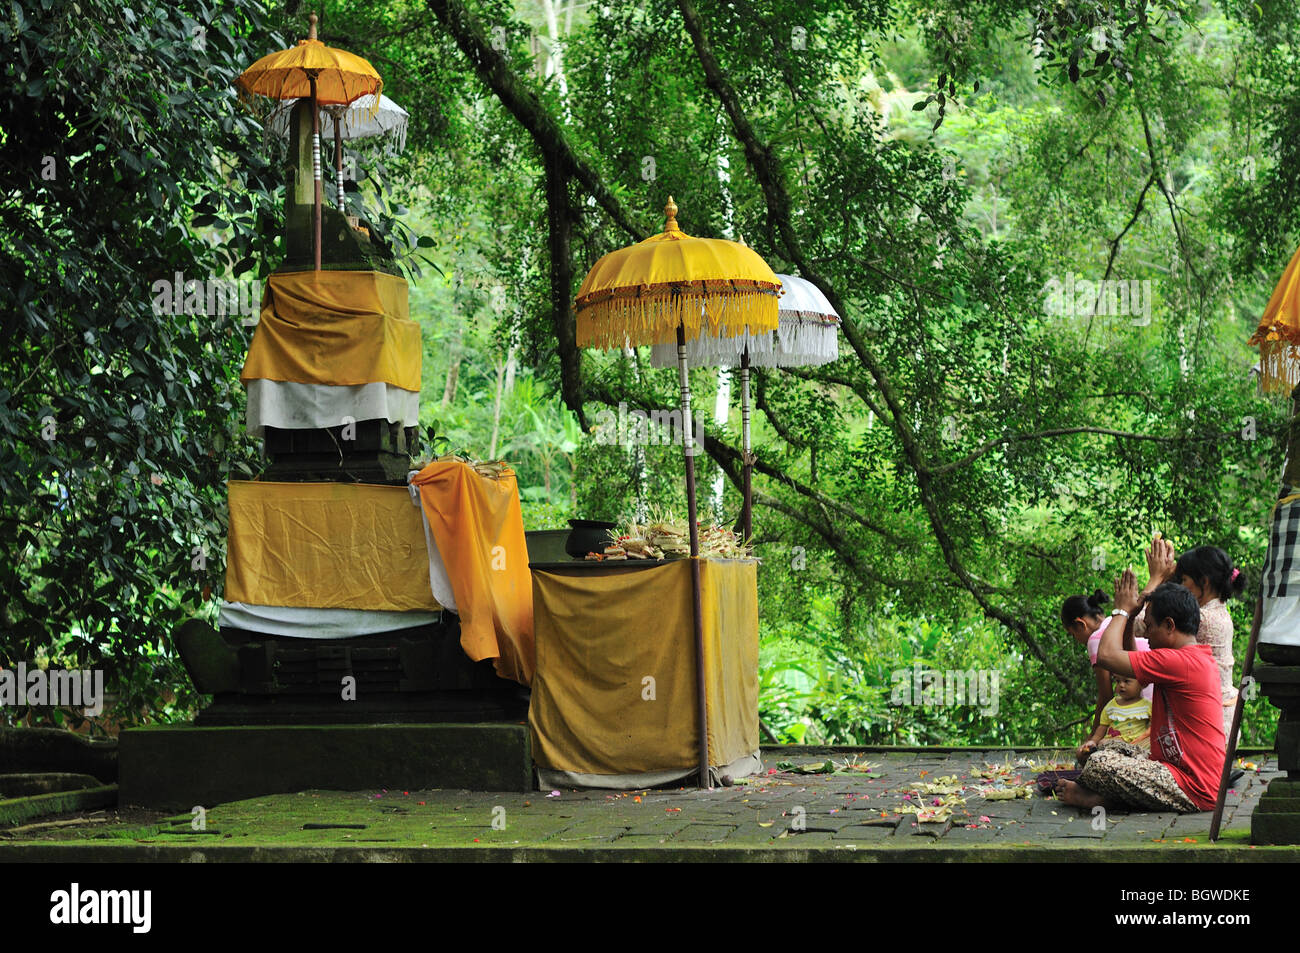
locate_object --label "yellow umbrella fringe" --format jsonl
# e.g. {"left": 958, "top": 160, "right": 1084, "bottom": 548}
{"left": 576, "top": 276, "right": 782, "bottom": 305}
{"left": 576, "top": 292, "right": 778, "bottom": 348}
{"left": 236, "top": 77, "right": 384, "bottom": 109}
{"left": 1248, "top": 321, "right": 1300, "bottom": 347}
{"left": 576, "top": 289, "right": 779, "bottom": 349}
{"left": 1258, "top": 339, "right": 1300, "bottom": 395}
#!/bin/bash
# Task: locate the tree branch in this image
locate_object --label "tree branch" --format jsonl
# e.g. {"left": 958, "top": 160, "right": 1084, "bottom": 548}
{"left": 754, "top": 369, "right": 806, "bottom": 449}
{"left": 930, "top": 425, "right": 1198, "bottom": 477}
{"left": 1101, "top": 171, "right": 1159, "bottom": 283}
{"left": 425, "top": 0, "right": 650, "bottom": 422}
{"left": 673, "top": 2, "right": 1090, "bottom": 697}
{"left": 425, "top": 0, "right": 647, "bottom": 243}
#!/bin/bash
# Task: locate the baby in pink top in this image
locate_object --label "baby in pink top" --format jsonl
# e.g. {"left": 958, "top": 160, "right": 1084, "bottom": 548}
{"left": 1086, "top": 614, "right": 1153, "bottom": 701}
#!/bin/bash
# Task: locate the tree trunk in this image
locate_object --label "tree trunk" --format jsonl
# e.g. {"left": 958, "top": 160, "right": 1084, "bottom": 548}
{"left": 441, "top": 324, "right": 462, "bottom": 408}
{"left": 488, "top": 344, "right": 516, "bottom": 460}
{"left": 543, "top": 147, "right": 582, "bottom": 425}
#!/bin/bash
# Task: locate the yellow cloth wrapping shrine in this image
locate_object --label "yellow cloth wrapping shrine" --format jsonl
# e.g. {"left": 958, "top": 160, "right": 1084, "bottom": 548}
{"left": 409, "top": 460, "right": 535, "bottom": 686}
{"left": 224, "top": 471, "right": 537, "bottom": 686}
{"left": 528, "top": 559, "right": 759, "bottom": 782}
{"left": 241, "top": 270, "right": 422, "bottom": 390}
{"left": 224, "top": 480, "right": 439, "bottom": 612}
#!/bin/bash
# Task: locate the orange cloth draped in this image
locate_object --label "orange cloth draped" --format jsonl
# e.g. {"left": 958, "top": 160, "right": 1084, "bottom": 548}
{"left": 241, "top": 270, "right": 421, "bottom": 390}
{"left": 410, "top": 460, "right": 534, "bottom": 685}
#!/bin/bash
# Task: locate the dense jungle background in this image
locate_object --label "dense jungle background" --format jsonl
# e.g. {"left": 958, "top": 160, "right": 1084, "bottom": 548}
{"left": 3, "top": 0, "right": 1297, "bottom": 746}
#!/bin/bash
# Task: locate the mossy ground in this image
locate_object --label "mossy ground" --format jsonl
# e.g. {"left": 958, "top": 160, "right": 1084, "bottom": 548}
{"left": 3, "top": 748, "right": 1293, "bottom": 859}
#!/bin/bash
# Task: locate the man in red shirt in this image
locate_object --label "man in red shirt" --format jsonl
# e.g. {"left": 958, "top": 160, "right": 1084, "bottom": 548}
{"left": 1056, "top": 574, "right": 1226, "bottom": 812}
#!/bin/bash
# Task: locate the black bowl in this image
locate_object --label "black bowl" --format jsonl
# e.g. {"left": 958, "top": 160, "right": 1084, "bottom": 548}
{"left": 565, "top": 519, "right": 617, "bottom": 559}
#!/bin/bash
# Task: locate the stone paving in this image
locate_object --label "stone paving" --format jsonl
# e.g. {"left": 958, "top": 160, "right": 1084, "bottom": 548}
{"left": 6, "top": 748, "right": 1287, "bottom": 856}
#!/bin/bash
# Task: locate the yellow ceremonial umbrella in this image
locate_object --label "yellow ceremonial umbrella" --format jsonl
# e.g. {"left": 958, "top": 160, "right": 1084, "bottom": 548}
{"left": 575, "top": 196, "right": 780, "bottom": 788}
{"left": 1249, "top": 244, "right": 1300, "bottom": 395}
{"left": 236, "top": 13, "right": 383, "bottom": 270}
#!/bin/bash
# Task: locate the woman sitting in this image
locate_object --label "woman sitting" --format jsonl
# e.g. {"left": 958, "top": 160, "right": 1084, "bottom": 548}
{"left": 1172, "top": 546, "right": 1247, "bottom": 736}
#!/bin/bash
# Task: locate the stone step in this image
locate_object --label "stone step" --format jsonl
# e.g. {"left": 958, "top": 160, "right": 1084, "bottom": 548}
{"left": 119, "top": 723, "right": 533, "bottom": 810}
{"left": 0, "top": 728, "right": 117, "bottom": 783}
{"left": 0, "top": 784, "right": 118, "bottom": 827}
{"left": 0, "top": 772, "right": 103, "bottom": 798}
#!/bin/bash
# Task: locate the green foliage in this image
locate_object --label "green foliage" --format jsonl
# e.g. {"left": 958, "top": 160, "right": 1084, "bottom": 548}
{"left": 2, "top": 0, "right": 1293, "bottom": 752}
{"left": 0, "top": 0, "right": 294, "bottom": 728}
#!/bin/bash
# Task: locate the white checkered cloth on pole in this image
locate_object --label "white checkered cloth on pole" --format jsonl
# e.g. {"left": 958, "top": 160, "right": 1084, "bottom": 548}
{"left": 1260, "top": 493, "right": 1300, "bottom": 647}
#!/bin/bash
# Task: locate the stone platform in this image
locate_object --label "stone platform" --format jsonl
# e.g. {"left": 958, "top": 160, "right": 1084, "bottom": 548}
{"left": 118, "top": 723, "right": 532, "bottom": 810}
{"left": 8, "top": 746, "right": 1295, "bottom": 861}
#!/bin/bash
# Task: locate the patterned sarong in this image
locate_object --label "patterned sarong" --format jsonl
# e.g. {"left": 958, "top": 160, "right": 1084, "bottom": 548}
{"left": 1077, "top": 739, "right": 1198, "bottom": 813}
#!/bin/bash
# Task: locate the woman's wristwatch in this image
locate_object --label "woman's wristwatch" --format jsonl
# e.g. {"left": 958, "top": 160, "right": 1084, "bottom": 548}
{"left": 1111, "top": 609, "right": 1130, "bottom": 619}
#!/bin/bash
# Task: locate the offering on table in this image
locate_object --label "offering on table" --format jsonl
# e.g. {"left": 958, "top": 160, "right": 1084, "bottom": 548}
{"left": 584, "top": 509, "right": 753, "bottom": 561}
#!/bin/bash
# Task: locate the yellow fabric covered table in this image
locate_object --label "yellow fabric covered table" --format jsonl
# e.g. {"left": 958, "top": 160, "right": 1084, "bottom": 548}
{"left": 225, "top": 480, "right": 438, "bottom": 612}
{"left": 528, "top": 559, "right": 760, "bottom": 787}
{"left": 241, "top": 270, "right": 421, "bottom": 390}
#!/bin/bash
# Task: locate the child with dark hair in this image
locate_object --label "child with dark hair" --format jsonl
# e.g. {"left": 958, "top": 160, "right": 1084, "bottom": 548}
{"left": 1063, "top": 587, "right": 1153, "bottom": 737}
{"left": 1057, "top": 576, "right": 1225, "bottom": 813}
{"left": 1060, "top": 589, "right": 1109, "bottom": 636}
{"left": 1076, "top": 674, "right": 1151, "bottom": 762}
{"left": 1172, "top": 546, "right": 1246, "bottom": 736}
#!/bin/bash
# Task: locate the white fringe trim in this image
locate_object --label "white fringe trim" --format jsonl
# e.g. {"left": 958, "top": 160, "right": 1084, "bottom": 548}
{"left": 647, "top": 316, "right": 839, "bottom": 369}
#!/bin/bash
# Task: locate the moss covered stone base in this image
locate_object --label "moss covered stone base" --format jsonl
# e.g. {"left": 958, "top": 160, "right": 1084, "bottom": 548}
{"left": 118, "top": 723, "right": 532, "bottom": 811}
{"left": 1252, "top": 779, "right": 1300, "bottom": 845}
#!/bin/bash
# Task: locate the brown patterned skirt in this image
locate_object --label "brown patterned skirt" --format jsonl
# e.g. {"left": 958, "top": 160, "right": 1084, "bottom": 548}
{"left": 1078, "top": 739, "right": 1198, "bottom": 813}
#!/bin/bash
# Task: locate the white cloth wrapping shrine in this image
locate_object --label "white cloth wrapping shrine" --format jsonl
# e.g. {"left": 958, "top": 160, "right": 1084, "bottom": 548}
{"left": 245, "top": 379, "right": 419, "bottom": 436}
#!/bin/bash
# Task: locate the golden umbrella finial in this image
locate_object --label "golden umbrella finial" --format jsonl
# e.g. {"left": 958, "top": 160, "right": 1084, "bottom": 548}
{"left": 664, "top": 196, "right": 680, "bottom": 232}
{"left": 308, "top": 11, "right": 318, "bottom": 39}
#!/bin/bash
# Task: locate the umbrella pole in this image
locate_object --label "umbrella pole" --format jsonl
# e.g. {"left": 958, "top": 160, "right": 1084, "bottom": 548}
{"left": 677, "top": 324, "right": 710, "bottom": 790}
{"left": 740, "top": 347, "right": 752, "bottom": 542}
{"left": 309, "top": 75, "right": 322, "bottom": 271}
{"left": 334, "top": 113, "right": 345, "bottom": 210}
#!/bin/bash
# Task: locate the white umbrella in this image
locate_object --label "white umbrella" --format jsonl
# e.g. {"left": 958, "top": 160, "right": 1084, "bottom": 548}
{"left": 649, "top": 272, "right": 840, "bottom": 539}
{"left": 650, "top": 274, "right": 839, "bottom": 367}
{"left": 267, "top": 93, "right": 409, "bottom": 207}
